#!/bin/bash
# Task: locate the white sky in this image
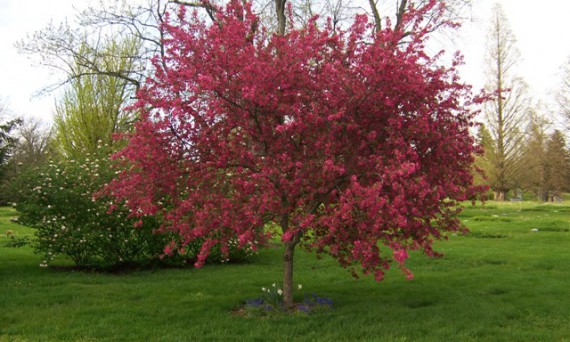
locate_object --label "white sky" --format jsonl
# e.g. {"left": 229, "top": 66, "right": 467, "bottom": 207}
{"left": 1, "top": 0, "right": 569, "bottom": 122}
{"left": 458, "top": 0, "right": 570, "bottom": 109}
{"left": 0, "top": 0, "right": 82, "bottom": 120}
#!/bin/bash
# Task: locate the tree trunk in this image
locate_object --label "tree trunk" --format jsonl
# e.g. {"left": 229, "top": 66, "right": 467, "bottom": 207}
{"left": 283, "top": 240, "right": 296, "bottom": 310}
{"left": 279, "top": 210, "right": 299, "bottom": 310}
{"left": 495, "top": 190, "right": 506, "bottom": 201}
{"left": 368, "top": 0, "right": 381, "bottom": 32}
{"left": 275, "top": 0, "right": 287, "bottom": 35}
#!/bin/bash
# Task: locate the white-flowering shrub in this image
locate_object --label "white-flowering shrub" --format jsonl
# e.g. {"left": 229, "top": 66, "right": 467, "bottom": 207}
{"left": 14, "top": 148, "right": 171, "bottom": 268}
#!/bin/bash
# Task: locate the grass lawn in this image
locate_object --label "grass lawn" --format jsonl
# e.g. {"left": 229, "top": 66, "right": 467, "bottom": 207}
{"left": 1, "top": 202, "right": 570, "bottom": 341}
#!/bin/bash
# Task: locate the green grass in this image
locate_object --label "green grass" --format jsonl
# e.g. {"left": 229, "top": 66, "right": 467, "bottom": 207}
{"left": 2, "top": 203, "right": 570, "bottom": 341}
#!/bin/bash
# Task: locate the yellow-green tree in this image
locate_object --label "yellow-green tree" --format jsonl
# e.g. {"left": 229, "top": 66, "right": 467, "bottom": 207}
{"left": 52, "top": 38, "right": 139, "bottom": 158}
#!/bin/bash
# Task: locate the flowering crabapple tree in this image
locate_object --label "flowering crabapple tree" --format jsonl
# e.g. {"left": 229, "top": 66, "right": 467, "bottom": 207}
{"left": 108, "top": 0, "right": 482, "bottom": 308}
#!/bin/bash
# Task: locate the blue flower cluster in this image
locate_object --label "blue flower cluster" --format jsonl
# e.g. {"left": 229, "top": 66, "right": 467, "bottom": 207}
{"left": 244, "top": 293, "right": 333, "bottom": 314}
{"left": 297, "top": 293, "right": 334, "bottom": 313}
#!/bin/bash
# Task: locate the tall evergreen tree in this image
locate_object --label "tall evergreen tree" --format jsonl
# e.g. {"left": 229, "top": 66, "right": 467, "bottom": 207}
{"left": 544, "top": 130, "right": 570, "bottom": 199}
{"left": 519, "top": 115, "right": 549, "bottom": 201}
{"left": 473, "top": 123, "right": 494, "bottom": 192}
{"left": 0, "top": 102, "right": 22, "bottom": 180}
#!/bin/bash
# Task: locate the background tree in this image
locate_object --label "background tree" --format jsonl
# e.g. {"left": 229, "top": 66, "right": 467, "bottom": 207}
{"left": 0, "top": 100, "right": 22, "bottom": 185}
{"left": 517, "top": 113, "right": 570, "bottom": 201}
{"left": 556, "top": 56, "right": 570, "bottom": 131}
{"left": 51, "top": 38, "right": 139, "bottom": 158}
{"left": 483, "top": 3, "right": 530, "bottom": 201}
{"left": 544, "top": 130, "right": 570, "bottom": 199}
{"left": 472, "top": 123, "right": 494, "bottom": 198}
{"left": 0, "top": 117, "right": 52, "bottom": 205}
{"left": 108, "top": 0, "right": 481, "bottom": 309}
{"left": 518, "top": 114, "right": 550, "bottom": 201}
{"left": 9, "top": 118, "right": 52, "bottom": 172}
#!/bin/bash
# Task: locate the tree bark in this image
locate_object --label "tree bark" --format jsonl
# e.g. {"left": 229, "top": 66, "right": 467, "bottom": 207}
{"left": 368, "top": 0, "right": 381, "bottom": 32}
{"left": 283, "top": 239, "right": 296, "bottom": 310}
{"left": 279, "top": 210, "right": 299, "bottom": 310}
{"left": 275, "top": 0, "right": 287, "bottom": 35}
{"left": 395, "top": 0, "right": 408, "bottom": 31}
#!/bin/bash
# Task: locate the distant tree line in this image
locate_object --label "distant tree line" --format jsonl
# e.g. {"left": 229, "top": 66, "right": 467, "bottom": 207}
{"left": 475, "top": 3, "right": 570, "bottom": 201}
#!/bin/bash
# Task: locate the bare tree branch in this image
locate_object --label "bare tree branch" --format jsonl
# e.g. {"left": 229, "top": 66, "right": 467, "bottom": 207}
{"left": 368, "top": 0, "right": 381, "bottom": 31}
{"left": 170, "top": 0, "right": 219, "bottom": 23}
{"left": 395, "top": 0, "right": 408, "bottom": 31}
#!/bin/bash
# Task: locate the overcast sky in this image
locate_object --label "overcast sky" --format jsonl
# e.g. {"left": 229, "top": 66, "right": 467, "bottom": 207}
{"left": 1, "top": 0, "right": 569, "bottom": 122}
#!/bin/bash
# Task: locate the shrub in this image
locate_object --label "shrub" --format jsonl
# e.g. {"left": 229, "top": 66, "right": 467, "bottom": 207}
{"left": 13, "top": 145, "right": 258, "bottom": 269}
{"left": 13, "top": 148, "right": 171, "bottom": 268}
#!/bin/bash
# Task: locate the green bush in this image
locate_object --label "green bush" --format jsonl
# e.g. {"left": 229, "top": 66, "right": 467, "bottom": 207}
{"left": 12, "top": 146, "right": 258, "bottom": 269}
{"left": 13, "top": 149, "right": 171, "bottom": 268}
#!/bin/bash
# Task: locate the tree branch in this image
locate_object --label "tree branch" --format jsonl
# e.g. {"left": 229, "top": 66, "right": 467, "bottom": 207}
{"left": 170, "top": 0, "right": 218, "bottom": 23}
{"left": 368, "top": 0, "right": 381, "bottom": 32}
{"left": 395, "top": 0, "right": 408, "bottom": 32}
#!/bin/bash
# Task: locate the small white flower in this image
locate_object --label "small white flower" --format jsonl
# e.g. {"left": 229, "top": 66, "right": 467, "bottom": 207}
{"left": 298, "top": 284, "right": 302, "bottom": 290}
{"left": 262, "top": 287, "right": 266, "bottom": 292}
{"left": 272, "top": 283, "right": 276, "bottom": 287}
{"left": 277, "top": 289, "right": 283, "bottom": 296}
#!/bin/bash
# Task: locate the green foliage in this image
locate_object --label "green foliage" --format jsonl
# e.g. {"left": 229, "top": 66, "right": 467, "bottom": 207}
{"left": 0, "top": 117, "right": 22, "bottom": 179}
{"left": 13, "top": 147, "right": 171, "bottom": 268}
{"left": 3, "top": 230, "right": 31, "bottom": 247}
